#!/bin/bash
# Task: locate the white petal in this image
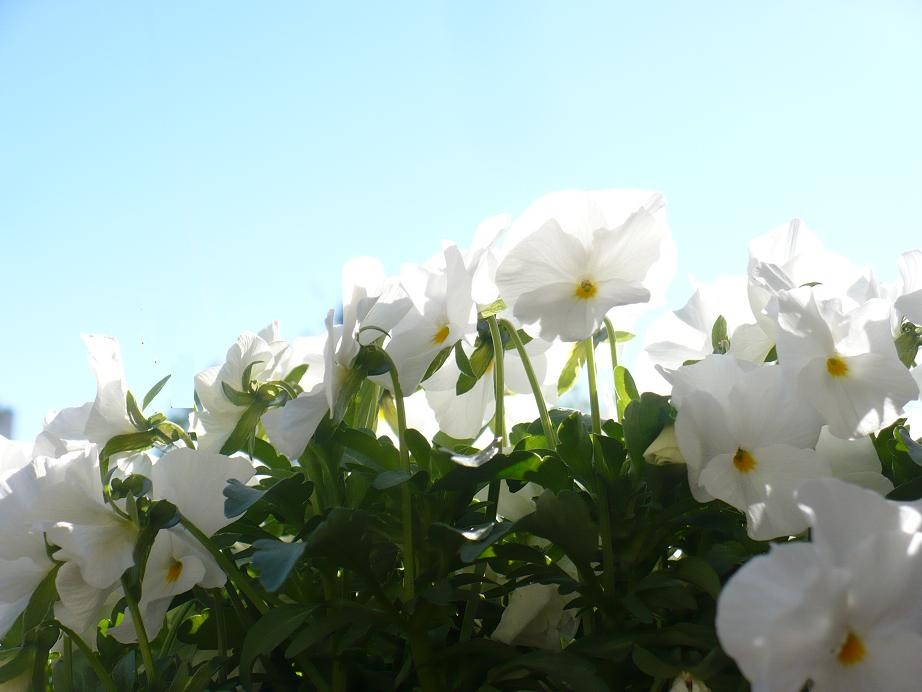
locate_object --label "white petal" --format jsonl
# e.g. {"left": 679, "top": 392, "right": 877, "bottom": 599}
{"left": 262, "top": 386, "right": 329, "bottom": 459}
{"left": 151, "top": 448, "right": 255, "bottom": 537}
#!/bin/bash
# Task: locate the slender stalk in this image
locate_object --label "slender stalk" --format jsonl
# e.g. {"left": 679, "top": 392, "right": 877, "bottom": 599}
{"left": 180, "top": 517, "right": 272, "bottom": 614}
{"left": 584, "top": 337, "right": 602, "bottom": 435}
{"left": 56, "top": 625, "right": 118, "bottom": 692}
{"left": 210, "top": 590, "right": 228, "bottom": 681}
{"left": 121, "top": 575, "right": 157, "bottom": 687}
{"left": 62, "top": 636, "right": 73, "bottom": 692}
{"left": 487, "top": 316, "right": 506, "bottom": 448}
{"left": 603, "top": 317, "right": 623, "bottom": 422}
{"left": 585, "top": 339, "right": 616, "bottom": 600}
{"left": 460, "top": 319, "right": 507, "bottom": 641}
{"left": 499, "top": 319, "right": 558, "bottom": 447}
{"left": 389, "top": 368, "right": 415, "bottom": 601}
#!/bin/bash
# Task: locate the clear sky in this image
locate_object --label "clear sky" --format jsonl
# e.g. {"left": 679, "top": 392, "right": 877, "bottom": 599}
{"left": 2, "top": 1, "right": 921, "bottom": 440}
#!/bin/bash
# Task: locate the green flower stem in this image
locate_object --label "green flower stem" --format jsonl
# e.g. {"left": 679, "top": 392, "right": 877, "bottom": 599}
{"left": 498, "top": 319, "right": 558, "bottom": 447}
{"left": 120, "top": 575, "right": 157, "bottom": 687}
{"left": 62, "top": 635, "right": 73, "bottom": 692}
{"left": 603, "top": 317, "right": 623, "bottom": 422}
{"left": 409, "top": 626, "right": 446, "bottom": 692}
{"left": 56, "top": 625, "right": 118, "bottom": 692}
{"left": 389, "top": 368, "right": 416, "bottom": 601}
{"left": 584, "top": 339, "right": 615, "bottom": 598}
{"left": 180, "top": 517, "right": 272, "bottom": 615}
{"left": 459, "top": 318, "right": 507, "bottom": 642}
{"left": 488, "top": 316, "right": 507, "bottom": 448}
{"left": 584, "top": 337, "right": 602, "bottom": 435}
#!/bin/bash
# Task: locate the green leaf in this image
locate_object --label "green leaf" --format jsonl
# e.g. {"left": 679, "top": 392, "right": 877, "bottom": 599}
{"left": 622, "top": 393, "right": 674, "bottom": 474}
{"left": 221, "top": 381, "right": 254, "bottom": 407}
{"left": 451, "top": 438, "right": 501, "bottom": 468}
{"left": 304, "top": 508, "right": 381, "bottom": 569}
{"left": 454, "top": 340, "right": 474, "bottom": 377}
{"left": 223, "top": 478, "right": 267, "bottom": 518}
{"left": 710, "top": 314, "right": 729, "bottom": 354}
{"left": 283, "top": 363, "right": 309, "bottom": 387}
{"left": 673, "top": 556, "right": 721, "bottom": 599}
{"left": 631, "top": 645, "right": 683, "bottom": 679}
{"left": 125, "top": 391, "right": 148, "bottom": 430}
{"left": 458, "top": 519, "right": 514, "bottom": 562}
{"left": 142, "top": 375, "right": 171, "bottom": 410}
{"left": 219, "top": 399, "right": 271, "bottom": 456}
{"left": 99, "top": 430, "right": 159, "bottom": 468}
{"left": 556, "top": 411, "right": 595, "bottom": 489}
{"left": 557, "top": 341, "right": 588, "bottom": 397}
{"left": 895, "top": 322, "right": 922, "bottom": 368}
{"left": 898, "top": 428, "right": 922, "bottom": 466}
{"left": 372, "top": 469, "right": 417, "bottom": 490}
{"left": 251, "top": 539, "right": 307, "bottom": 592}
{"left": 239, "top": 605, "right": 312, "bottom": 688}
{"left": 405, "top": 428, "right": 431, "bottom": 472}
{"left": 240, "top": 360, "right": 264, "bottom": 393}
{"left": 614, "top": 365, "right": 639, "bottom": 420}
{"left": 421, "top": 344, "right": 452, "bottom": 383}
{"left": 516, "top": 490, "right": 597, "bottom": 565}
{"left": 490, "top": 651, "right": 608, "bottom": 692}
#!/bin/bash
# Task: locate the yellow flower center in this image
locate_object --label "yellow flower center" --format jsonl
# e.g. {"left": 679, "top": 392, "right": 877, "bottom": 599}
{"left": 166, "top": 560, "right": 183, "bottom": 584}
{"left": 574, "top": 279, "right": 598, "bottom": 300}
{"left": 836, "top": 631, "right": 866, "bottom": 666}
{"left": 733, "top": 448, "right": 757, "bottom": 473}
{"left": 432, "top": 325, "right": 450, "bottom": 345}
{"left": 826, "top": 355, "right": 849, "bottom": 378}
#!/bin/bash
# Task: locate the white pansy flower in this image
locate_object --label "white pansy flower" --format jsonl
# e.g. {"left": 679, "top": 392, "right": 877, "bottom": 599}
{"left": 0, "top": 448, "right": 55, "bottom": 638}
{"left": 495, "top": 190, "right": 668, "bottom": 342}
{"left": 109, "top": 529, "right": 223, "bottom": 644}
{"left": 32, "top": 447, "right": 137, "bottom": 590}
{"left": 717, "top": 478, "right": 922, "bottom": 691}
{"left": 671, "top": 355, "right": 826, "bottom": 539}
{"left": 372, "top": 245, "right": 477, "bottom": 394}
{"left": 774, "top": 288, "right": 919, "bottom": 438}
{"left": 190, "top": 324, "right": 290, "bottom": 452}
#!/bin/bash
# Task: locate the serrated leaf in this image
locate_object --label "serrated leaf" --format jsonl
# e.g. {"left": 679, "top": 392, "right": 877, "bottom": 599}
{"left": 142, "top": 374, "right": 171, "bottom": 410}
{"left": 224, "top": 478, "right": 267, "bottom": 518}
{"left": 516, "top": 490, "right": 597, "bottom": 565}
{"left": 251, "top": 539, "right": 307, "bottom": 592}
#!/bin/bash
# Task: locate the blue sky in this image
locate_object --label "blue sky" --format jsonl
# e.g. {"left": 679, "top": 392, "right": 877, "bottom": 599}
{"left": 2, "top": 1, "right": 921, "bottom": 439}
